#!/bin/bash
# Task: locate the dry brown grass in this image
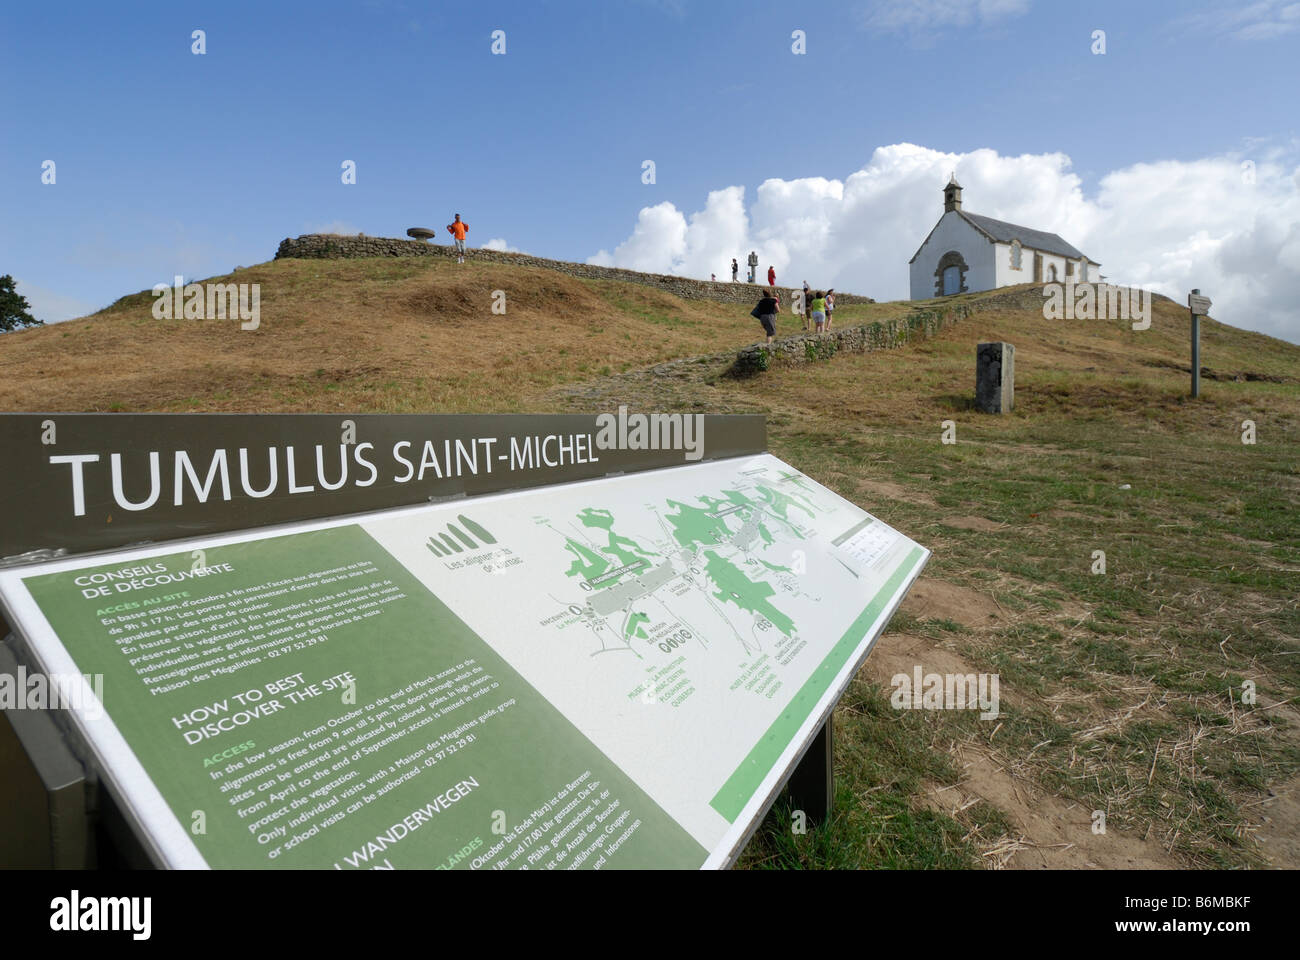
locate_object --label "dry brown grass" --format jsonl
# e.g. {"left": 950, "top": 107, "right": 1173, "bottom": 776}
{"left": 6, "top": 258, "right": 1293, "bottom": 425}
{"left": 0, "top": 257, "right": 806, "bottom": 413}
{"left": 4, "top": 253, "right": 1299, "bottom": 869}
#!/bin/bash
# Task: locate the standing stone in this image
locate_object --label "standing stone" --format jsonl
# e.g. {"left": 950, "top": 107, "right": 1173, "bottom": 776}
{"left": 975, "top": 342, "right": 1014, "bottom": 413}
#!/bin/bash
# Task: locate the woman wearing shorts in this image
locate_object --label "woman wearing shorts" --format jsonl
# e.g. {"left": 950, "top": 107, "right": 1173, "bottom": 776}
{"left": 809, "top": 290, "right": 827, "bottom": 333}
{"left": 753, "top": 288, "right": 779, "bottom": 345}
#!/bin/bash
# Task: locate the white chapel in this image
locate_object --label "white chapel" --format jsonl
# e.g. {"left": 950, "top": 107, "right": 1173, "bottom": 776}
{"left": 909, "top": 177, "right": 1100, "bottom": 299}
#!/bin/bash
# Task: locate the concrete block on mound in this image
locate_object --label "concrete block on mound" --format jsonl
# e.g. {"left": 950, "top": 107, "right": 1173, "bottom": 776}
{"left": 976, "top": 341, "right": 1014, "bottom": 413}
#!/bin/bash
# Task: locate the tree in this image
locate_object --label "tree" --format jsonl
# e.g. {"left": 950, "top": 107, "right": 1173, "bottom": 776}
{"left": 0, "top": 275, "right": 42, "bottom": 331}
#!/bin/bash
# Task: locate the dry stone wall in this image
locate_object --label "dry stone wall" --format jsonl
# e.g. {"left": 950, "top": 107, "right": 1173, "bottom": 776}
{"left": 731, "top": 305, "right": 975, "bottom": 376}
{"left": 274, "top": 234, "right": 874, "bottom": 307}
{"left": 729, "top": 284, "right": 1117, "bottom": 376}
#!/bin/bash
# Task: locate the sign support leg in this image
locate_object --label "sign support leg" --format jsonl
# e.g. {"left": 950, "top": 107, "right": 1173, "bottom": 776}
{"left": 787, "top": 716, "right": 834, "bottom": 827}
{"left": 1191, "top": 312, "right": 1201, "bottom": 398}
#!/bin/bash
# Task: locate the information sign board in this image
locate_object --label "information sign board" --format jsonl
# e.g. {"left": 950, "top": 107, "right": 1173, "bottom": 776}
{"left": 0, "top": 453, "right": 927, "bottom": 869}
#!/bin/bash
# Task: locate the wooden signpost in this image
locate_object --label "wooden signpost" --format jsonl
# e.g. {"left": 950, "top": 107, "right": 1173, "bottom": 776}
{"left": 1188, "top": 290, "right": 1212, "bottom": 398}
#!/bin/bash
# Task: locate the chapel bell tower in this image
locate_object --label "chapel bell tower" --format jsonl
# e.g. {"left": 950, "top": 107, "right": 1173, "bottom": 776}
{"left": 944, "top": 175, "right": 963, "bottom": 213}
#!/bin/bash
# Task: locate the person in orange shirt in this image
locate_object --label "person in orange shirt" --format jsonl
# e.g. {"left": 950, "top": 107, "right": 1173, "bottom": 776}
{"left": 446, "top": 214, "right": 469, "bottom": 263}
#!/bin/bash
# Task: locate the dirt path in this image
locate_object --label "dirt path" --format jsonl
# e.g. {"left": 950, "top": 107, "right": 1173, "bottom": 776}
{"left": 866, "top": 619, "right": 1184, "bottom": 870}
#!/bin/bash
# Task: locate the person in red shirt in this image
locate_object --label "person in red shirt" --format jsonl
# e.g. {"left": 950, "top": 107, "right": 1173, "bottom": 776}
{"left": 447, "top": 214, "right": 469, "bottom": 263}
{"left": 767, "top": 265, "right": 776, "bottom": 287}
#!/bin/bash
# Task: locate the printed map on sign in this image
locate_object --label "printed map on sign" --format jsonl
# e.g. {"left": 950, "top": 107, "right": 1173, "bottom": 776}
{"left": 366, "top": 454, "right": 927, "bottom": 856}
{"left": 541, "top": 463, "right": 841, "bottom": 660}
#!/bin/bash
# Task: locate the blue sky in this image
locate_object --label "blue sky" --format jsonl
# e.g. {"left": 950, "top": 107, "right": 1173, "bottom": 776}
{"left": 3, "top": 0, "right": 1298, "bottom": 340}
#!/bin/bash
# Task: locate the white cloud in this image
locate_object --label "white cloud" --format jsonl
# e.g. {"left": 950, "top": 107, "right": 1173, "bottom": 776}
{"left": 13, "top": 280, "right": 97, "bottom": 325}
{"left": 589, "top": 201, "right": 689, "bottom": 272}
{"left": 1181, "top": 1, "right": 1300, "bottom": 41}
{"left": 861, "top": 0, "right": 1032, "bottom": 33}
{"left": 483, "top": 237, "right": 520, "bottom": 252}
{"left": 588, "top": 188, "right": 751, "bottom": 278}
{"left": 587, "top": 142, "right": 1300, "bottom": 343}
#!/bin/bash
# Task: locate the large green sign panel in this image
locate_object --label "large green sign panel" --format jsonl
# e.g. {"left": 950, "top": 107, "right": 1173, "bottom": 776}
{"left": 1, "top": 454, "right": 927, "bottom": 868}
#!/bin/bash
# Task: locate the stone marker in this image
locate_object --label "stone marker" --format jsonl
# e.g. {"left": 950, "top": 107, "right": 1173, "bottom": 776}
{"left": 976, "top": 342, "right": 1014, "bottom": 413}
{"left": 406, "top": 227, "right": 436, "bottom": 241}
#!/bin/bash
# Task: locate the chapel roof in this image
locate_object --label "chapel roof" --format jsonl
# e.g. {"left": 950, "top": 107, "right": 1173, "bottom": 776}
{"left": 959, "top": 211, "right": 1092, "bottom": 261}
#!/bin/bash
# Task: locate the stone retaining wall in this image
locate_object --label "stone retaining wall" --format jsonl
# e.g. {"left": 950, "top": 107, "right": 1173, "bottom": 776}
{"left": 274, "top": 234, "right": 874, "bottom": 306}
{"left": 731, "top": 305, "right": 975, "bottom": 376}
{"left": 728, "top": 283, "right": 1095, "bottom": 377}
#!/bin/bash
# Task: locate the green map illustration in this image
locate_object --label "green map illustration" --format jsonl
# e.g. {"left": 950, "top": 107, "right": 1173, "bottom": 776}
{"left": 540, "top": 466, "right": 833, "bottom": 662}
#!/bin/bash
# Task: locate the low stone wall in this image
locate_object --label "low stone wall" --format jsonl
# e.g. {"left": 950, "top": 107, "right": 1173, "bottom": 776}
{"left": 731, "top": 305, "right": 974, "bottom": 377}
{"left": 274, "top": 234, "right": 874, "bottom": 307}
{"left": 729, "top": 282, "right": 1203, "bottom": 377}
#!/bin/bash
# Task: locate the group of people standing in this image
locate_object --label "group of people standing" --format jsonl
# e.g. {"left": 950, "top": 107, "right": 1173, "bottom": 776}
{"left": 715, "top": 253, "right": 837, "bottom": 344}
{"left": 750, "top": 281, "right": 835, "bottom": 345}
{"left": 801, "top": 281, "right": 835, "bottom": 334}
{"left": 726, "top": 253, "right": 772, "bottom": 284}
